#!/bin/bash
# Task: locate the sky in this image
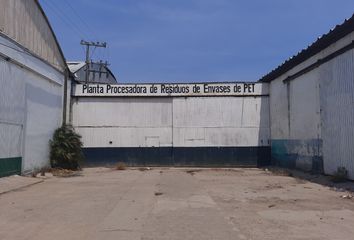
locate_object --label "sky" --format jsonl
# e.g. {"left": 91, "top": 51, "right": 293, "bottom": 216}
{"left": 39, "top": 0, "right": 354, "bottom": 83}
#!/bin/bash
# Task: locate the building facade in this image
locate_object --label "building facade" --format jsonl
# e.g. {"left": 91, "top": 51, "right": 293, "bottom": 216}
{"left": 0, "top": 0, "right": 67, "bottom": 177}
{"left": 1, "top": 1, "right": 353, "bottom": 180}
{"left": 71, "top": 83, "right": 270, "bottom": 167}
{"left": 260, "top": 15, "right": 354, "bottom": 179}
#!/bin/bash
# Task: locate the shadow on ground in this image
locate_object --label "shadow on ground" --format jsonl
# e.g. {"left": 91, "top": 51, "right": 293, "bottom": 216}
{"left": 264, "top": 166, "right": 354, "bottom": 192}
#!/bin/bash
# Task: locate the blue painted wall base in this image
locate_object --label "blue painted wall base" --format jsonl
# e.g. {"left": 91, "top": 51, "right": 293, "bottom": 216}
{"left": 82, "top": 146, "right": 271, "bottom": 167}
{"left": 271, "top": 139, "right": 323, "bottom": 173}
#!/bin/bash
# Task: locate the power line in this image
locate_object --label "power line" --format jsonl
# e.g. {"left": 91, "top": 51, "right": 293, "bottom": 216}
{"left": 61, "top": 0, "right": 99, "bottom": 40}
{"left": 41, "top": 0, "right": 110, "bottom": 70}
{"left": 41, "top": 1, "right": 84, "bottom": 40}
{"left": 45, "top": 0, "right": 90, "bottom": 39}
{"left": 41, "top": 0, "right": 89, "bottom": 40}
{"left": 57, "top": 0, "right": 108, "bottom": 62}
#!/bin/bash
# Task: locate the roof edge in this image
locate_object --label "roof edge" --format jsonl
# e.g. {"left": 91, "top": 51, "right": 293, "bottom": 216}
{"left": 259, "top": 14, "right": 354, "bottom": 83}
{"left": 67, "top": 61, "right": 117, "bottom": 82}
{"left": 35, "top": 0, "right": 68, "bottom": 72}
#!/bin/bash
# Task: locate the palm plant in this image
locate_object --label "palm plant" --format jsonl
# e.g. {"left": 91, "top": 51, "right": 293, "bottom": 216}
{"left": 50, "top": 125, "right": 84, "bottom": 170}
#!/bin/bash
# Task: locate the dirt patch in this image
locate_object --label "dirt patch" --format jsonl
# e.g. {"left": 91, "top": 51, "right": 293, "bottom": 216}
{"left": 263, "top": 167, "right": 293, "bottom": 176}
{"left": 264, "top": 183, "right": 284, "bottom": 190}
{"left": 50, "top": 168, "right": 82, "bottom": 177}
{"left": 138, "top": 167, "right": 152, "bottom": 171}
{"left": 185, "top": 169, "right": 203, "bottom": 176}
{"left": 115, "top": 162, "right": 127, "bottom": 170}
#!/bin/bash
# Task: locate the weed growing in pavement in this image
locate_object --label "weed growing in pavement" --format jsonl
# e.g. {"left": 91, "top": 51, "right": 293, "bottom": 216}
{"left": 116, "top": 162, "right": 127, "bottom": 170}
{"left": 50, "top": 125, "right": 83, "bottom": 170}
{"left": 332, "top": 167, "right": 348, "bottom": 183}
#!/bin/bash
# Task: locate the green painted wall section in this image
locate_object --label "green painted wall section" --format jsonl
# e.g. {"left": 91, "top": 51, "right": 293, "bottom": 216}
{"left": 271, "top": 139, "right": 323, "bottom": 173}
{"left": 0, "top": 157, "right": 22, "bottom": 177}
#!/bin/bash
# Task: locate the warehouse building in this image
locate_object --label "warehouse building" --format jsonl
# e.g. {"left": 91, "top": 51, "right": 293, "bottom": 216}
{"left": 260, "top": 15, "right": 354, "bottom": 179}
{"left": 0, "top": 0, "right": 67, "bottom": 177}
{"left": 1, "top": 0, "right": 354, "bottom": 180}
{"left": 71, "top": 82, "right": 270, "bottom": 167}
{"left": 70, "top": 14, "right": 354, "bottom": 179}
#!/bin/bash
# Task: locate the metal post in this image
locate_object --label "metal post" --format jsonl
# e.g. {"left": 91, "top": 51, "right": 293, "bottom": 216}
{"left": 85, "top": 44, "right": 90, "bottom": 83}
{"left": 80, "top": 40, "right": 107, "bottom": 83}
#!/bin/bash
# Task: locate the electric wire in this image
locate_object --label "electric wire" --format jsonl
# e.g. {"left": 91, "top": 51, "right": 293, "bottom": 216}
{"left": 41, "top": 0, "right": 108, "bottom": 65}
{"left": 62, "top": 0, "right": 99, "bottom": 40}
{"left": 61, "top": 0, "right": 108, "bottom": 62}
{"left": 42, "top": 0, "right": 89, "bottom": 40}
{"left": 40, "top": 1, "right": 85, "bottom": 40}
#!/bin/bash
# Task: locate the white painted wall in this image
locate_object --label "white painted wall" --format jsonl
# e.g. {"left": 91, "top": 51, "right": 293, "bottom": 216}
{"left": 0, "top": 34, "right": 64, "bottom": 174}
{"left": 22, "top": 71, "right": 63, "bottom": 171}
{"left": 270, "top": 70, "right": 321, "bottom": 141}
{"left": 72, "top": 95, "right": 270, "bottom": 148}
{"left": 0, "top": 58, "right": 25, "bottom": 160}
{"left": 72, "top": 98, "right": 172, "bottom": 148}
{"left": 269, "top": 78, "right": 289, "bottom": 139}
{"left": 173, "top": 97, "right": 269, "bottom": 147}
{"left": 289, "top": 69, "right": 321, "bottom": 140}
{"left": 269, "top": 32, "right": 354, "bottom": 178}
{"left": 319, "top": 49, "right": 354, "bottom": 179}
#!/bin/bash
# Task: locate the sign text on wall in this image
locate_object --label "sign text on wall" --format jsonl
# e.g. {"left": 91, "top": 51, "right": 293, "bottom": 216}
{"left": 73, "top": 83, "right": 268, "bottom": 97}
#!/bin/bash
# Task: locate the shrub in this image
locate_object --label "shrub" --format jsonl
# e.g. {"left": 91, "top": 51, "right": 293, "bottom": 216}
{"left": 116, "top": 162, "right": 127, "bottom": 170}
{"left": 50, "top": 125, "right": 83, "bottom": 170}
{"left": 331, "top": 166, "right": 348, "bottom": 183}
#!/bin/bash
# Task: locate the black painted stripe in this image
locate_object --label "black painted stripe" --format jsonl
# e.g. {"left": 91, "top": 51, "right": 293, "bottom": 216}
{"left": 82, "top": 147, "right": 271, "bottom": 167}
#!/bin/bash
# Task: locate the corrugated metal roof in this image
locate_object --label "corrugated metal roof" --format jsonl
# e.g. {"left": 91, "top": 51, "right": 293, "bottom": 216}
{"left": 259, "top": 14, "right": 354, "bottom": 83}
{"left": 67, "top": 61, "right": 118, "bottom": 83}
{"left": 67, "top": 61, "right": 86, "bottom": 73}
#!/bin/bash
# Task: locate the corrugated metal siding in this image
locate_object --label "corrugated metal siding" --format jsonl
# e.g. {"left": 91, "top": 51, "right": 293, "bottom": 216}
{"left": 0, "top": 1, "right": 64, "bottom": 176}
{"left": 0, "top": 58, "right": 25, "bottom": 159}
{"left": 0, "top": 124, "right": 23, "bottom": 160}
{"left": 320, "top": 49, "right": 354, "bottom": 179}
{"left": 70, "top": 63, "right": 117, "bottom": 84}
{"left": 289, "top": 69, "right": 321, "bottom": 140}
{"left": 173, "top": 97, "right": 269, "bottom": 147}
{"left": 22, "top": 70, "right": 63, "bottom": 171}
{"left": 0, "top": 0, "right": 65, "bottom": 71}
{"left": 72, "top": 98, "right": 173, "bottom": 148}
{"left": 289, "top": 69, "right": 322, "bottom": 171}
{"left": 270, "top": 70, "right": 323, "bottom": 172}
{"left": 72, "top": 96, "right": 270, "bottom": 148}
{"left": 269, "top": 78, "right": 289, "bottom": 139}
{"left": 0, "top": 54, "right": 63, "bottom": 174}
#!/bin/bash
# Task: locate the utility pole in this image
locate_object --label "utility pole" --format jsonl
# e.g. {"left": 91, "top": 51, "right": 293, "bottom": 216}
{"left": 88, "top": 60, "right": 110, "bottom": 79}
{"left": 80, "top": 40, "right": 107, "bottom": 83}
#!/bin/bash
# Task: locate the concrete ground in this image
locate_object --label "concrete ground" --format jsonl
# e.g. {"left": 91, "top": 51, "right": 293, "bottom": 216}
{"left": 0, "top": 175, "right": 43, "bottom": 195}
{"left": 0, "top": 168, "right": 354, "bottom": 240}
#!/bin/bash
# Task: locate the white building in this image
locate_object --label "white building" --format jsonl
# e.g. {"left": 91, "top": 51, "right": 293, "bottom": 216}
{"left": 0, "top": 0, "right": 67, "bottom": 177}
{"left": 260, "top": 14, "right": 354, "bottom": 179}
{"left": 71, "top": 83, "right": 270, "bottom": 167}
{"left": 67, "top": 61, "right": 117, "bottom": 84}
{"left": 1, "top": 1, "right": 353, "bottom": 180}
{"left": 70, "top": 14, "right": 354, "bottom": 180}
